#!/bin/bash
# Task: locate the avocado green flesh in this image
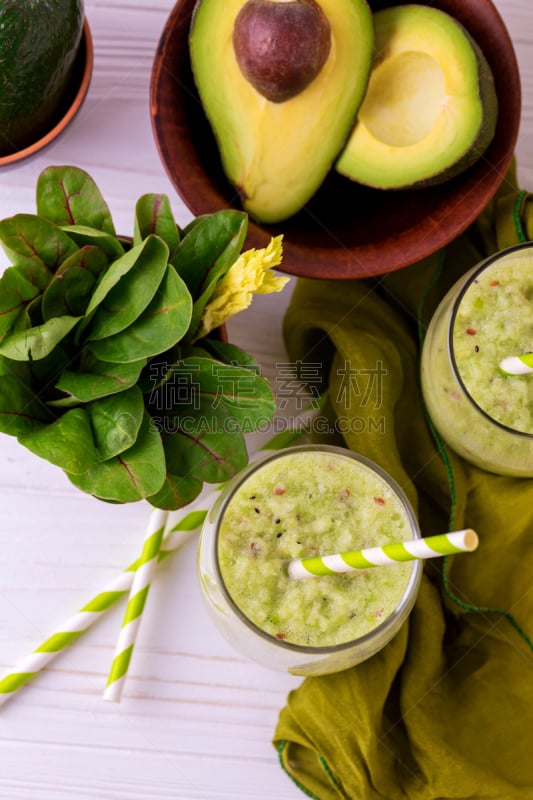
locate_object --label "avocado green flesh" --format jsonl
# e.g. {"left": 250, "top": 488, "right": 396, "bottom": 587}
{"left": 336, "top": 5, "right": 498, "bottom": 190}
{"left": 190, "top": 0, "right": 374, "bottom": 224}
{"left": 0, "top": 0, "right": 84, "bottom": 156}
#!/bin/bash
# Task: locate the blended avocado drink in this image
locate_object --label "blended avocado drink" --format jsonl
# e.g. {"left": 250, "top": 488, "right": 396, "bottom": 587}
{"left": 198, "top": 446, "right": 422, "bottom": 676}
{"left": 421, "top": 243, "right": 533, "bottom": 476}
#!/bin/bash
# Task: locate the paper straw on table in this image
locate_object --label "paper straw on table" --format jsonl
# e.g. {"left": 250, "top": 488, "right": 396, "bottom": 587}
{"left": 288, "top": 529, "right": 479, "bottom": 580}
{"left": 103, "top": 508, "right": 168, "bottom": 703}
{"left": 499, "top": 354, "right": 533, "bottom": 375}
{"left": 0, "top": 509, "right": 207, "bottom": 709}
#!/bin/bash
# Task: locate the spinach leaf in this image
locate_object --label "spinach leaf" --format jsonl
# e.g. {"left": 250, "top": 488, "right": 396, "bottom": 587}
{"left": 0, "top": 315, "right": 80, "bottom": 361}
{"left": 53, "top": 352, "right": 147, "bottom": 404}
{"left": 24, "top": 294, "right": 44, "bottom": 328}
{"left": 36, "top": 165, "right": 117, "bottom": 234}
{"left": 42, "top": 245, "right": 108, "bottom": 321}
{"left": 0, "top": 374, "right": 53, "bottom": 435}
{"left": 175, "top": 211, "right": 248, "bottom": 339}
{"left": 147, "top": 471, "right": 203, "bottom": 511}
{"left": 161, "top": 424, "right": 248, "bottom": 484}
{"left": 180, "top": 216, "right": 208, "bottom": 237}
{"left": 147, "top": 356, "right": 275, "bottom": 426}
{"left": 28, "top": 345, "right": 72, "bottom": 390}
{"left": 88, "top": 265, "right": 192, "bottom": 363}
{"left": 19, "top": 407, "right": 99, "bottom": 474}
{"left": 87, "top": 386, "right": 144, "bottom": 460}
{"left": 200, "top": 338, "right": 260, "bottom": 370}
{"left": 134, "top": 194, "right": 180, "bottom": 258}
{"left": 61, "top": 225, "right": 125, "bottom": 259}
{"left": 0, "top": 214, "right": 78, "bottom": 273}
{"left": 0, "top": 265, "right": 41, "bottom": 340}
{"left": 67, "top": 412, "right": 166, "bottom": 502}
{"left": 87, "top": 235, "right": 169, "bottom": 341}
{"left": 171, "top": 209, "right": 247, "bottom": 299}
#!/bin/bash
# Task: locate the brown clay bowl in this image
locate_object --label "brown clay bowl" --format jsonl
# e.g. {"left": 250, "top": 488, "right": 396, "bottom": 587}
{"left": 150, "top": 0, "right": 521, "bottom": 280}
{"left": 0, "top": 20, "right": 93, "bottom": 168}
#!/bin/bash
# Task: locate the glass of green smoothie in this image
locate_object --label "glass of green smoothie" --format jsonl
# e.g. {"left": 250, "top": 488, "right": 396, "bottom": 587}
{"left": 421, "top": 243, "right": 533, "bottom": 477}
{"left": 197, "top": 445, "right": 422, "bottom": 676}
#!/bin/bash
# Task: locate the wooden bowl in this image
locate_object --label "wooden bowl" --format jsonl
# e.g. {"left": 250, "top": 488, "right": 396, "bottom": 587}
{"left": 150, "top": 0, "right": 521, "bottom": 280}
{"left": 0, "top": 20, "right": 93, "bottom": 168}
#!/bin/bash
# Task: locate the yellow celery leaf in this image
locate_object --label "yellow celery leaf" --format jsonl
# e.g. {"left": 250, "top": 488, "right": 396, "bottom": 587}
{"left": 196, "top": 235, "right": 289, "bottom": 339}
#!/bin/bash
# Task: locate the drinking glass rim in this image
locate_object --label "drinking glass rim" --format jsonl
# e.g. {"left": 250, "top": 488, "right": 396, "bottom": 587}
{"left": 447, "top": 241, "right": 533, "bottom": 441}
{"left": 210, "top": 444, "right": 422, "bottom": 656}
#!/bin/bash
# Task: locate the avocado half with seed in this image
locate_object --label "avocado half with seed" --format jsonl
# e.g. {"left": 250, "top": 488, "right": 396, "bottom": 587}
{"left": 336, "top": 4, "right": 499, "bottom": 190}
{"left": 189, "top": 0, "right": 374, "bottom": 224}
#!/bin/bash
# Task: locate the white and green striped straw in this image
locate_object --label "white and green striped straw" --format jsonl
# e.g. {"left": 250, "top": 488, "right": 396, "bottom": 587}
{"left": 499, "top": 354, "right": 533, "bottom": 375}
{"left": 288, "top": 529, "right": 479, "bottom": 580}
{"left": 0, "top": 509, "right": 207, "bottom": 708}
{"left": 103, "top": 508, "right": 168, "bottom": 703}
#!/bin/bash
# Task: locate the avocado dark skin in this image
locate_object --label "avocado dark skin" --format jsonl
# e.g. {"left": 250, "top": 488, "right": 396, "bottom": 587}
{"left": 0, "top": 0, "right": 84, "bottom": 156}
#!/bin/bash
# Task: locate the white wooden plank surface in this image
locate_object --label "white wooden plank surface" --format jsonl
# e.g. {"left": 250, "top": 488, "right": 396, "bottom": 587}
{"left": 1, "top": 1, "right": 532, "bottom": 798}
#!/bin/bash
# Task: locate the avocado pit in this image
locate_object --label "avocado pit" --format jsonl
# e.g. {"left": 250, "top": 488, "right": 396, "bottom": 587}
{"left": 232, "top": 0, "right": 331, "bottom": 103}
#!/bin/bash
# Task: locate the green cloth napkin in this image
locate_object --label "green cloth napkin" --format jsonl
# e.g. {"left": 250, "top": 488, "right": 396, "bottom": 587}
{"left": 274, "top": 162, "right": 533, "bottom": 800}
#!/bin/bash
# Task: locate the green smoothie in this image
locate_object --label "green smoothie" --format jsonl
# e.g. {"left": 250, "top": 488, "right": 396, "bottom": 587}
{"left": 453, "top": 256, "right": 533, "bottom": 433}
{"left": 216, "top": 449, "right": 415, "bottom": 647}
{"left": 421, "top": 244, "right": 533, "bottom": 476}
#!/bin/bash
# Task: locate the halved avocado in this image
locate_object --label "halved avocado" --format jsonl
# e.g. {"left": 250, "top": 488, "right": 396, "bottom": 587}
{"left": 0, "top": 0, "right": 84, "bottom": 157}
{"left": 189, "top": 0, "right": 374, "bottom": 224}
{"left": 335, "top": 5, "right": 498, "bottom": 190}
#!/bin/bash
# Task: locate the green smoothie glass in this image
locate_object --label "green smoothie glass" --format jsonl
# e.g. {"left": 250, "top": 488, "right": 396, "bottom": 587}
{"left": 421, "top": 243, "right": 533, "bottom": 477}
{"left": 198, "top": 445, "right": 422, "bottom": 676}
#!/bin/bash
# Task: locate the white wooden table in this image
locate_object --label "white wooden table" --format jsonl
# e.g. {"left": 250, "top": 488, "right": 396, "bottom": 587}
{"left": 0, "top": 2, "right": 532, "bottom": 798}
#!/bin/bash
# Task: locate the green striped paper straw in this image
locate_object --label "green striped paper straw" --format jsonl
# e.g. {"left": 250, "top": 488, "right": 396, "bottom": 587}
{"left": 103, "top": 508, "right": 168, "bottom": 703}
{"left": 499, "top": 354, "right": 533, "bottom": 375}
{"left": 0, "top": 509, "right": 207, "bottom": 708}
{"left": 288, "top": 529, "right": 479, "bottom": 580}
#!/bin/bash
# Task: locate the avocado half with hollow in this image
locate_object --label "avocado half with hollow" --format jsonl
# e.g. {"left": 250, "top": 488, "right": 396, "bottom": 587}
{"left": 0, "top": 0, "right": 84, "bottom": 157}
{"left": 189, "top": 0, "right": 374, "bottom": 224}
{"left": 336, "top": 5, "right": 499, "bottom": 190}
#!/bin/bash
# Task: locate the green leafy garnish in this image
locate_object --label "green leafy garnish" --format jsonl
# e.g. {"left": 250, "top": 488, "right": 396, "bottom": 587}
{"left": 0, "top": 166, "right": 288, "bottom": 509}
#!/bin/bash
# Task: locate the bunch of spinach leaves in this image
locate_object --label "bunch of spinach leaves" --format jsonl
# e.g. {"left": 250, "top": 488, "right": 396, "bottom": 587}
{"left": 0, "top": 166, "right": 276, "bottom": 508}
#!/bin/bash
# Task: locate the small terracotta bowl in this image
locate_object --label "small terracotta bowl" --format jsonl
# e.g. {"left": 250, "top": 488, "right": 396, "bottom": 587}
{"left": 0, "top": 20, "right": 93, "bottom": 168}
{"left": 150, "top": 0, "right": 521, "bottom": 280}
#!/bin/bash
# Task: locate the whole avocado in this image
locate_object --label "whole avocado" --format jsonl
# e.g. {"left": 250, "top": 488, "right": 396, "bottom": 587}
{"left": 0, "top": 0, "right": 84, "bottom": 156}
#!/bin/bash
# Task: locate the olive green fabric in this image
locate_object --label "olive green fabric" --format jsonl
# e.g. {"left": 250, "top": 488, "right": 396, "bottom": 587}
{"left": 274, "top": 163, "right": 533, "bottom": 800}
